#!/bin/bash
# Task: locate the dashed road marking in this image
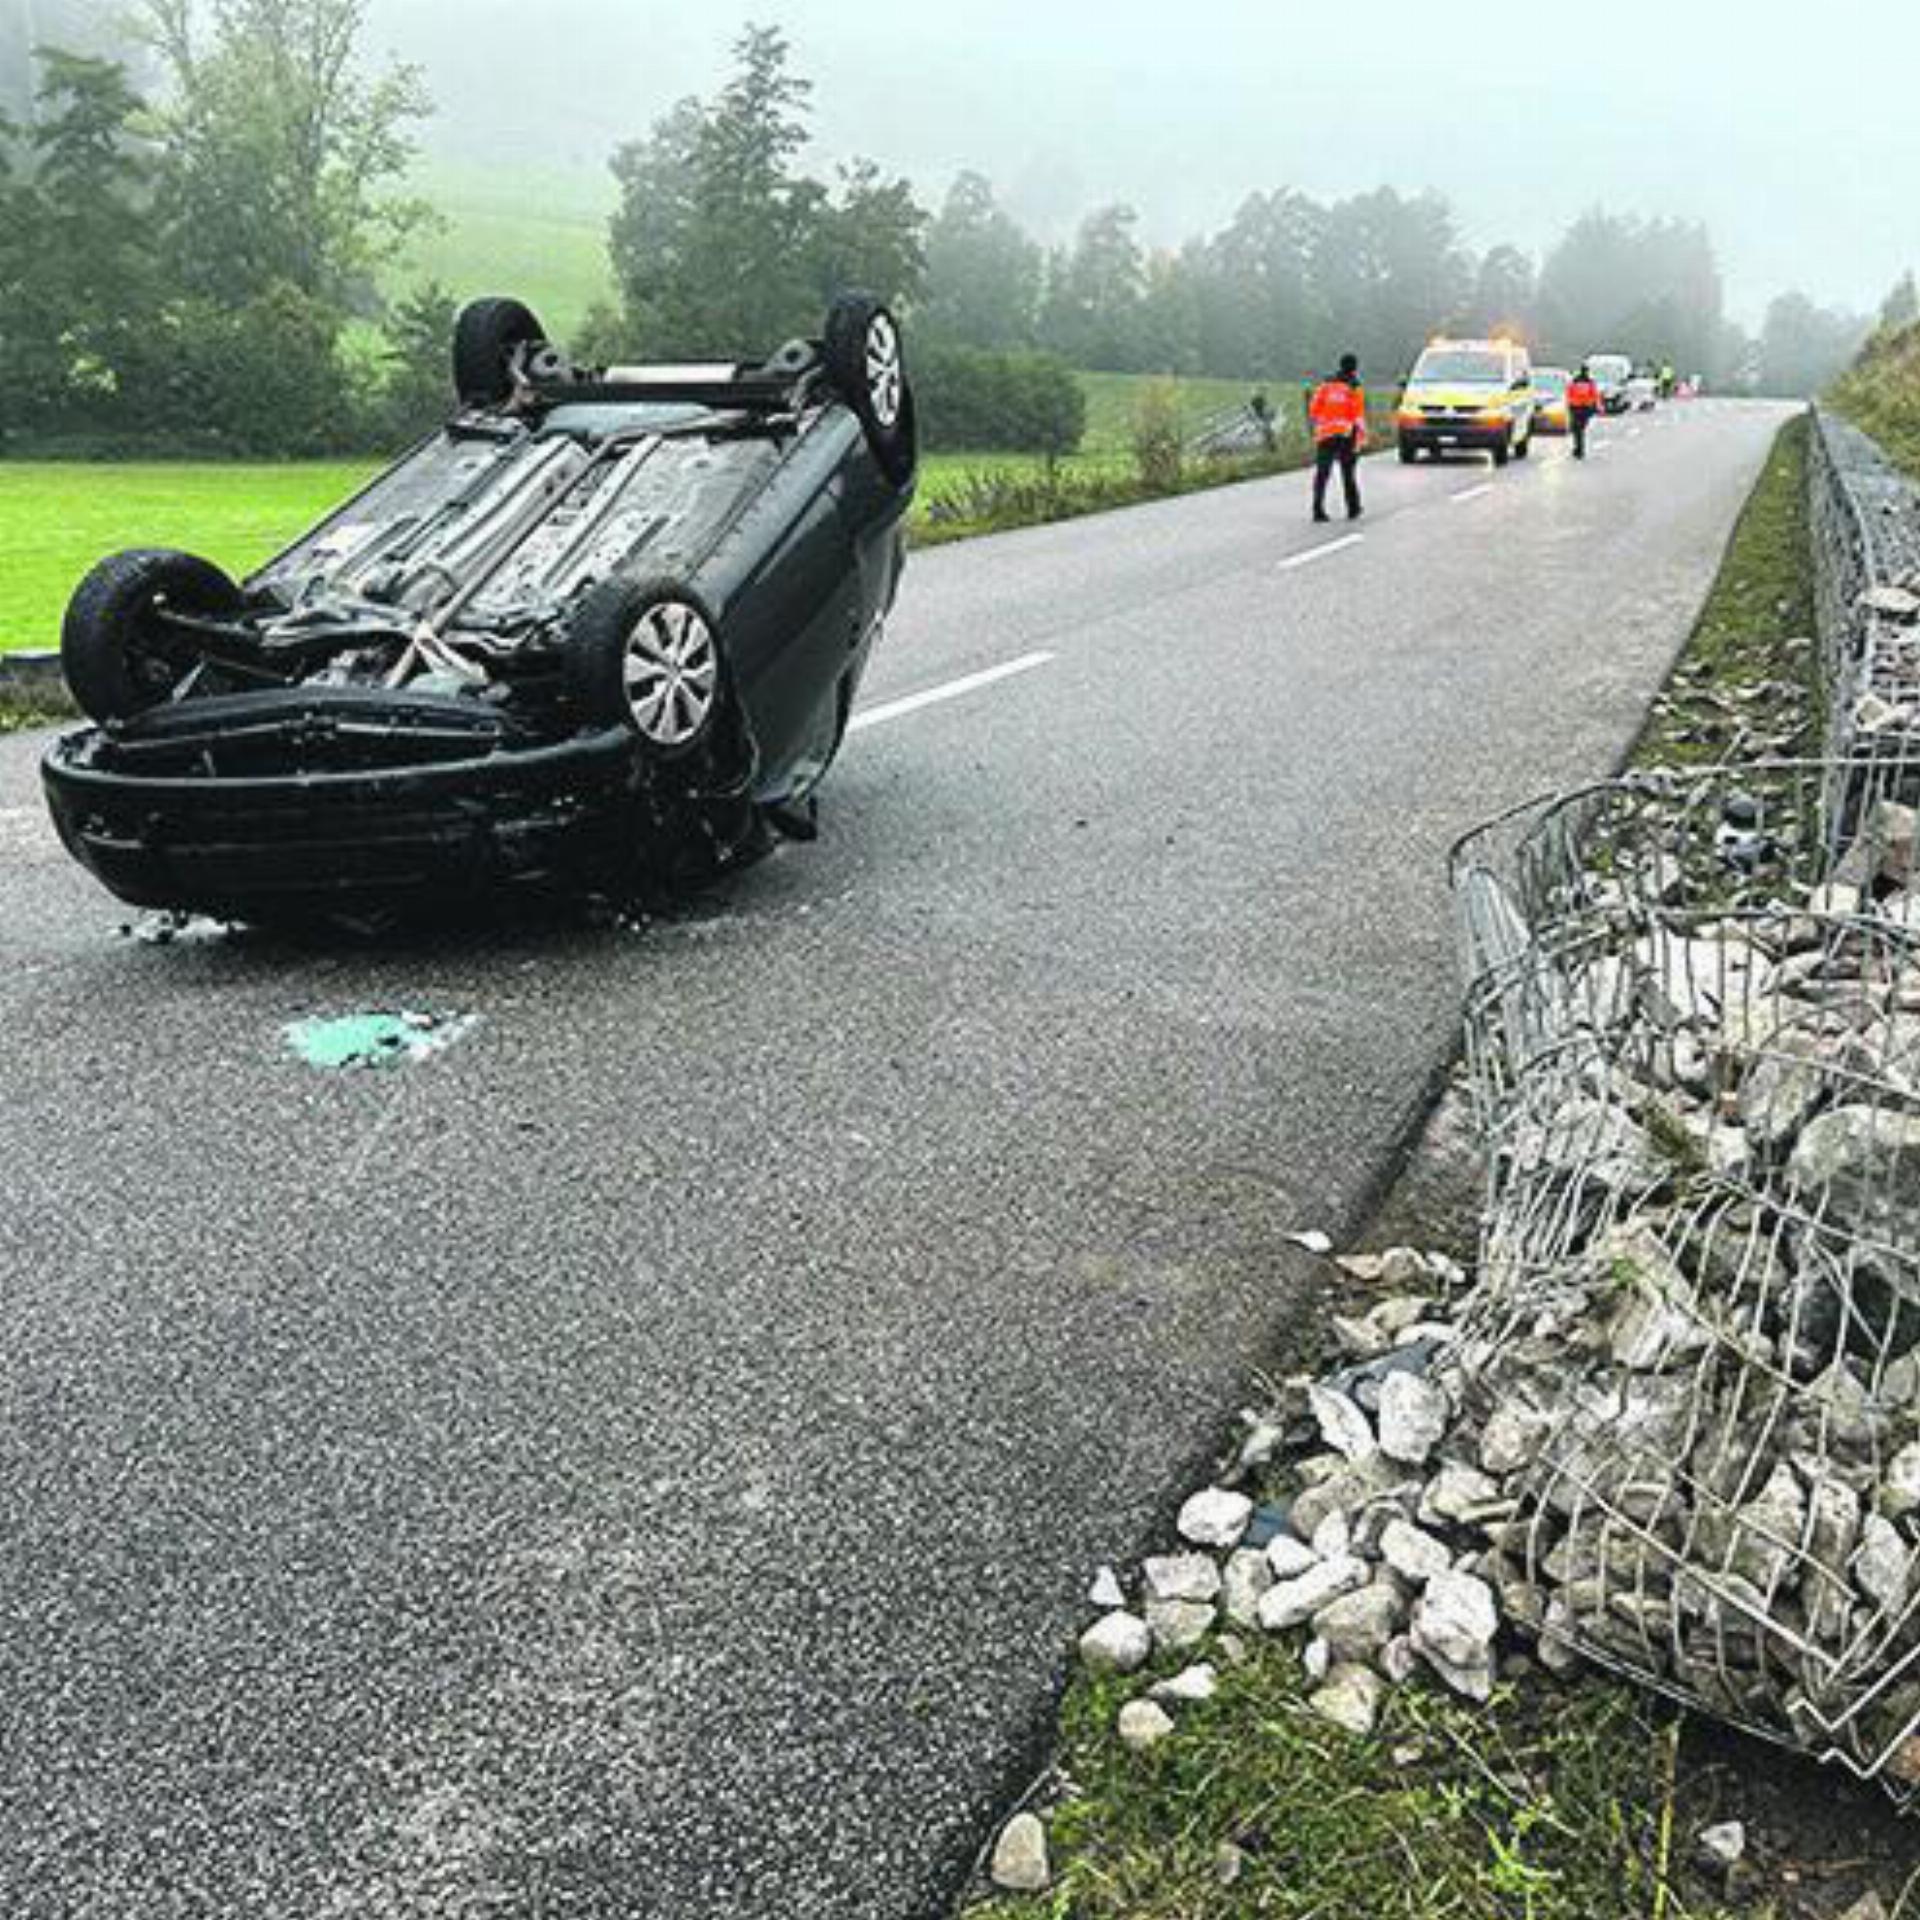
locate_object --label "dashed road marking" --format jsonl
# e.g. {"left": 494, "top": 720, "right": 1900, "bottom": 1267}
{"left": 850, "top": 652, "right": 1056, "bottom": 734}
{"left": 1278, "top": 533, "right": 1365, "bottom": 571}
{"left": 1450, "top": 483, "right": 1494, "bottom": 504}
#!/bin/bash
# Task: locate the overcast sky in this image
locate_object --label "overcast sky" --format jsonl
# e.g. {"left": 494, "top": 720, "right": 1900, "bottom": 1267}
{"left": 367, "top": 0, "right": 1917, "bottom": 325}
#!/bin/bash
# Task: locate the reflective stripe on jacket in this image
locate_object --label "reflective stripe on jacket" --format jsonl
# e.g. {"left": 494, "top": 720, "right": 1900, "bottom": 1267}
{"left": 1310, "top": 379, "right": 1366, "bottom": 441}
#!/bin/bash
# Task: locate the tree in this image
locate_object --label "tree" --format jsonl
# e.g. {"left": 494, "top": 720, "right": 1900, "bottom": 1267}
{"left": 1469, "top": 244, "right": 1534, "bottom": 339}
{"left": 376, "top": 279, "right": 457, "bottom": 442}
{"left": 609, "top": 25, "right": 924, "bottom": 356}
{"left": 1040, "top": 203, "right": 1146, "bottom": 370}
{"left": 1315, "top": 187, "right": 1470, "bottom": 380}
{"left": 1192, "top": 189, "right": 1327, "bottom": 379}
{"left": 920, "top": 171, "right": 1042, "bottom": 349}
{"left": 1758, "top": 290, "right": 1869, "bottom": 398}
{"left": 0, "top": 48, "right": 162, "bottom": 433}
{"left": 136, "top": 0, "right": 432, "bottom": 313}
{"left": 1879, "top": 271, "right": 1918, "bottom": 335}
{"left": 1535, "top": 210, "right": 1727, "bottom": 379}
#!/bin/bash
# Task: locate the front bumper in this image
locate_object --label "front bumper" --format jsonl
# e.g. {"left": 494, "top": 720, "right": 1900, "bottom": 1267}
{"left": 42, "top": 689, "right": 647, "bottom": 919}
{"left": 1397, "top": 419, "right": 1511, "bottom": 452}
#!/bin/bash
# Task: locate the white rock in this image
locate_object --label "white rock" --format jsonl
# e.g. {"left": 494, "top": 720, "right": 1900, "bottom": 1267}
{"left": 1143, "top": 1553, "right": 1223, "bottom": 1605}
{"left": 1337, "top": 1253, "right": 1387, "bottom": 1283}
{"left": 1311, "top": 1512, "right": 1353, "bottom": 1559}
{"left": 1151, "top": 1663, "right": 1219, "bottom": 1706}
{"left": 1380, "top": 1519, "right": 1453, "bottom": 1585}
{"left": 1146, "top": 1598, "right": 1216, "bottom": 1653}
{"left": 1309, "top": 1384, "right": 1377, "bottom": 1462}
{"left": 1379, "top": 1247, "right": 1432, "bottom": 1287}
{"left": 1178, "top": 1487, "right": 1253, "bottom": 1550}
{"left": 1119, "top": 1698, "right": 1177, "bottom": 1751}
{"left": 990, "top": 1812, "right": 1052, "bottom": 1893}
{"left": 1079, "top": 1610, "right": 1152, "bottom": 1675}
{"left": 1313, "top": 1583, "right": 1405, "bottom": 1664}
{"left": 1696, "top": 1820, "right": 1746, "bottom": 1872}
{"left": 1310, "top": 1663, "right": 1386, "bottom": 1737}
{"left": 1265, "top": 1535, "right": 1319, "bottom": 1580}
{"left": 1420, "top": 1463, "right": 1510, "bottom": 1528}
{"left": 1378, "top": 1371, "right": 1451, "bottom": 1467}
{"left": 1222, "top": 1550, "right": 1274, "bottom": 1628}
{"left": 1855, "top": 1514, "right": 1912, "bottom": 1614}
{"left": 1088, "top": 1565, "right": 1126, "bottom": 1610}
{"left": 1258, "top": 1554, "right": 1369, "bottom": 1632}
{"left": 1302, "top": 1636, "right": 1332, "bottom": 1683}
{"left": 1882, "top": 1442, "right": 1920, "bottom": 1520}
{"left": 1381, "top": 1634, "right": 1420, "bottom": 1683}
{"left": 1412, "top": 1569, "right": 1499, "bottom": 1671}
{"left": 1479, "top": 1402, "right": 1548, "bottom": 1477}
{"left": 1287, "top": 1230, "right": 1334, "bottom": 1256}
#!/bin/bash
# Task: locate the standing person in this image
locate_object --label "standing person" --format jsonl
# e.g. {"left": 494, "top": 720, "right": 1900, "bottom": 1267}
{"left": 1309, "top": 354, "right": 1367, "bottom": 523}
{"left": 1566, "top": 363, "right": 1603, "bottom": 460}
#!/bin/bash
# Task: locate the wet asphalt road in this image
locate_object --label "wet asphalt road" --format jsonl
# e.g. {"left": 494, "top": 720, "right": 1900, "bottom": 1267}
{"left": 0, "top": 403, "right": 1792, "bottom": 1917}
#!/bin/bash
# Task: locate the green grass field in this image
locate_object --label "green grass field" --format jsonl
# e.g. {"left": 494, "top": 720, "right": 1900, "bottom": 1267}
{"left": 1, "top": 438, "right": 1247, "bottom": 653}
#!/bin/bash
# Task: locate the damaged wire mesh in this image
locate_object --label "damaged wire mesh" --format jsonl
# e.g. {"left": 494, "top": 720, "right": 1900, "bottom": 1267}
{"left": 1450, "top": 752, "right": 1920, "bottom": 1790}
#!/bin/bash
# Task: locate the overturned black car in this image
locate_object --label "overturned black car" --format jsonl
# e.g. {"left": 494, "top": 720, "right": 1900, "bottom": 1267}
{"left": 42, "top": 291, "right": 917, "bottom": 924}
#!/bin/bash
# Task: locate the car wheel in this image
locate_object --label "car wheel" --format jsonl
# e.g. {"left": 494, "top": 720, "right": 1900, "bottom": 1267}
{"left": 62, "top": 548, "right": 241, "bottom": 725}
{"left": 824, "top": 291, "right": 918, "bottom": 488}
{"left": 1491, "top": 435, "right": 1511, "bottom": 468}
{"left": 1514, "top": 429, "right": 1531, "bottom": 461}
{"left": 1397, "top": 442, "right": 1417, "bottom": 464}
{"left": 453, "top": 297, "right": 549, "bottom": 408}
{"left": 566, "top": 577, "right": 723, "bottom": 761}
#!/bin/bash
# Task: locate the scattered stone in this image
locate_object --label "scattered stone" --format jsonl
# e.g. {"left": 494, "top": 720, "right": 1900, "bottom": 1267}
{"left": 1313, "top": 1583, "right": 1406, "bottom": 1664}
{"left": 1088, "top": 1566, "right": 1126, "bottom": 1611}
{"left": 1310, "top": 1663, "right": 1387, "bottom": 1737}
{"left": 1150, "top": 1663, "right": 1219, "bottom": 1707}
{"left": 1143, "top": 1554, "right": 1223, "bottom": 1605}
{"left": 990, "top": 1813, "right": 1051, "bottom": 1893}
{"left": 1412, "top": 1570, "right": 1499, "bottom": 1699}
{"left": 1311, "top": 1512, "right": 1353, "bottom": 1560}
{"left": 1309, "top": 1384, "right": 1377, "bottom": 1462}
{"left": 1146, "top": 1598, "right": 1216, "bottom": 1654}
{"left": 1287, "top": 1230, "right": 1334, "bottom": 1256}
{"left": 1379, "top": 1247, "right": 1432, "bottom": 1288}
{"left": 1259, "top": 1555, "right": 1369, "bottom": 1632}
{"left": 1265, "top": 1535, "right": 1320, "bottom": 1580}
{"left": 1695, "top": 1820, "right": 1746, "bottom": 1873}
{"left": 1214, "top": 1840, "right": 1248, "bottom": 1887}
{"left": 1420, "top": 1462, "right": 1510, "bottom": 1529}
{"left": 1855, "top": 1515, "right": 1912, "bottom": 1614}
{"left": 1380, "top": 1519, "right": 1453, "bottom": 1585}
{"left": 1118, "top": 1699, "right": 1176, "bottom": 1752}
{"left": 1178, "top": 1488, "right": 1254, "bottom": 1550}
{"left": 1222, "top": 1550, "right": 1275, "bottom": 1628}
{"left": 1378, "top": 1371, "right": 1450, "bottom": 1466}
{"left": 1080, "top": 1611, "right": 1152, "bottom": 1676}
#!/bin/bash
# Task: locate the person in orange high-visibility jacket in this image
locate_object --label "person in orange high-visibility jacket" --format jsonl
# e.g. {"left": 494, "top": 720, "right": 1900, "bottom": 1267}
{"left": 1566, "top": 364, "right": 1603, "bottom": 461}
{"left": 1309, "top": 354, "right": 1367, "bottom": 523}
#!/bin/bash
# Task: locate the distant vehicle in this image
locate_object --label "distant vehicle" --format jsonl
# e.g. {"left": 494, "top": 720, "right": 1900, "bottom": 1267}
{"left": 1531, "top": 366, "right": 1572, "bottom": 435}
{"left": 1587, "top": 353, "right": 1634, "bottom": 414}
{"left": 43, "top": 291, "right": 918, "bottom": 927}
{"left": 1625, "top": 368, "right": 1660, "bottom": 411}
{"left": 1394, "top": 337, "right": 1537, "bottom": 466}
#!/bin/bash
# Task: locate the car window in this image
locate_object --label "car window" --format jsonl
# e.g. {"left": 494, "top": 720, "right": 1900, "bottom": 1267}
{"left": 1412, "top": 349, "right": 1507, "bottom": 384}
{"left": 1534, "top": 370, "right": 1569, "bottom": 395}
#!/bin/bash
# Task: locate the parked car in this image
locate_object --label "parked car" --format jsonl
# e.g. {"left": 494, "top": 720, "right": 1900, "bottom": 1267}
{"left": 1586, "top": 353, "right": 1634, "bottom": 414}
{"left": 43, "top": 292, "right": 918, "bottom": 927}
{"left": 1393, "top": 337, "right": 1537, "bottom": 466}
{"left": 1625, "top": 367, "right": 1660, "bottom": 411}
{"left": 1530, "top": 366, "right": 1572, "bottom": 434}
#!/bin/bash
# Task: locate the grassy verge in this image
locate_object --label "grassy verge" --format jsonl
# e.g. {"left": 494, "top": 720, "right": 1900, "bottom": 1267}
{"left": 1829, "top": 323, "right": 1920, "bottom": 478}
{"left": 971, "top": 1648, "right": 1729, "bottom": 1920}
{"left": 1632, "top": 412, "right": 1820, "bottom": 773}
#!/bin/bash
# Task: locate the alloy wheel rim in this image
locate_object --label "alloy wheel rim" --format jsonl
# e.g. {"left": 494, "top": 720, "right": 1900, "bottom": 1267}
{"left": 865, "top": 314, "right": 902, "bottom": 429}
{"left": 623, "top": 602, "right": 718, "bottom": 747}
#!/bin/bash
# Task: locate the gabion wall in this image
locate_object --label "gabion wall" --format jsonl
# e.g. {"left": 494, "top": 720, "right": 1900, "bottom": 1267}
{"left": 1452, "top": 758, "right": 1920, "bottom": 1787}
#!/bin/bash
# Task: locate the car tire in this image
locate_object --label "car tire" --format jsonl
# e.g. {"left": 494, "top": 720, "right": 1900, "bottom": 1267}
{"left": 1514, "top": 429, "right": 1531, "bottom": 461}
{"left": 1491, "top": 434, "right": 1511, "bottom": 468}
{"left": 1398, "top": 442, "right": 1417, "bottom": 464}
{"left": 823, "top": 291, "right": 918, "bottom": 488}
{"left": 453, "top": 297, "right": 549, "bottom": 408}
{"left": 566, "top": 576, "right": 724, "bottom": 762}
{"left": 62, "top": 548, "right": 241, "bottom": 725}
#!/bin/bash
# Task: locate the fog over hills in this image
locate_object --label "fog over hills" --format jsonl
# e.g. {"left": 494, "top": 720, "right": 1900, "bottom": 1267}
{"left": 359, "top": 0, "right": 1914, "bottom": 324}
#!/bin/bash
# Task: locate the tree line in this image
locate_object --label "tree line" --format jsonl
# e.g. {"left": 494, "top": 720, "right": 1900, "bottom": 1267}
{"left": 0, "top": 10, "right": 1894, "bottom": 461}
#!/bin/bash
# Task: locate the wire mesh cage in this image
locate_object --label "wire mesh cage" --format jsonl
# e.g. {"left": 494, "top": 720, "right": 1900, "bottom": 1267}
{"left": 1450, "top": 754, "right": 1920, "bottom": 1786}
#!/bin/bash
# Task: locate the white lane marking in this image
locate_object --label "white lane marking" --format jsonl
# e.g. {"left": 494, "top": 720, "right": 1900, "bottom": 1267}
{"left": 1278, "top": 533, "right": 1364, "bottom": 571}
{"left": 849, "top": 651, "right": 1055, "bottom": 734}
{"left": 1450, "top": 483, "right": 1493, "bottom": 504}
